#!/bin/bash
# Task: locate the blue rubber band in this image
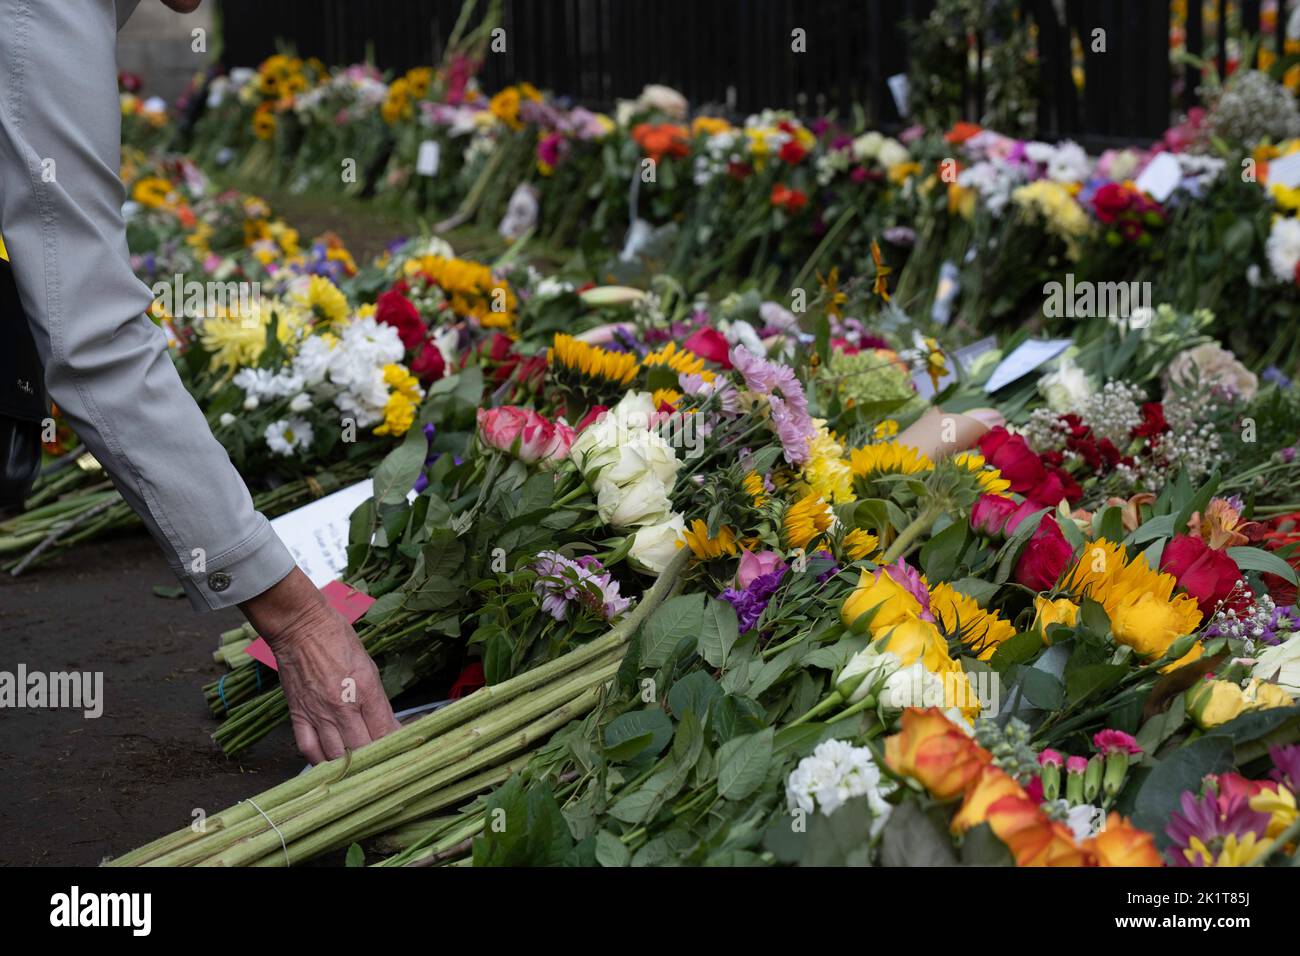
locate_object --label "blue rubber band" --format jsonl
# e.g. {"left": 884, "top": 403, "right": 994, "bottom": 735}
{"left": 217, "top": 672, "right": 229, "bottom": 714}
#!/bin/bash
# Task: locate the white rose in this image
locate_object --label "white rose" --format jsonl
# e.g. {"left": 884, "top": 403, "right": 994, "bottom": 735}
{"left": 597, "top": 473, "right": 674, "bottom": 528}
{"left": 876, "top": 138, "right": 909, "bottom": 170}
{"left": 628, "top": 514, "right": 687, "bottom": 573}
{"left": 636, "top": 84, "right": 688, "bottom": 120}
{"left": 852, "top": 131, "right": 883, "bottom": 162}
{"left": 1165, "top": 342, "right": 1259, "bottom": 402}
{"left": 881, "top": 661, "right": 946, "bottom": 713}
{"left": 835, "top": 648, "right": 899, "bottom": 703}
{"left": 1038, "top": 354, "right": 1095, "bottom": 412}
{"left": 1253, "top": 638, "right": 1300, "bottom": 696}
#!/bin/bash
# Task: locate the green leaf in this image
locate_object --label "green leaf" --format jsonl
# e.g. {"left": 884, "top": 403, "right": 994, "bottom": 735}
{"left": 1126, "top": 513, "right": 1175, "bottom": 546}
{"left": 372, "top": 425, "right": 427, "bottom": 505}
{"left": 1065, "top": 662, "right": 1127, "bottom": 706}
{"left": 594, "top": 829, "right": 631, "bottom": 867}
{"left": 1020, "top": 668, "right": 1065, "bottom": 710}
{"left": 639, "top": 593, "right": 705, "bottom": 668}
{"left": 959, "top": 823, "right": 1014, "bottom": 866}
{"left": 948, "top": 576, "right": 999, "bottom": 607}
{"left": 344, "top": 843, "right": 365, "bottom": 867}
{"left": 879, "top": 800, "right": 959, "bottom": 866}
{"left": 717, "top": 727, "right": 774, "bottom": 800}
{"left": 989, "top": 630, "right": 1043, "bottom": 670}
{"left": 698, "top": 598, "right": 740, "bottom": 668}
{"left": 1227, "top": 546, "right": 1298, "bottom": 586}
{"left": 920, "top": 518, "right": 969, "bottom": 581}
{"left": 667, "top": 671, "right": 723, "bottom": 723}
{"left": 1172, "top": 468, "right": 1220, "bottom": 536}
{"left": 604, "top": 708, "right": 673, "bottom": 762}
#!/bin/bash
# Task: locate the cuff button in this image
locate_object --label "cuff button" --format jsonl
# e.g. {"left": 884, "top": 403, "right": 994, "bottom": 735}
{"left": 208, "top": 571, "right": 232, "bottom": 592}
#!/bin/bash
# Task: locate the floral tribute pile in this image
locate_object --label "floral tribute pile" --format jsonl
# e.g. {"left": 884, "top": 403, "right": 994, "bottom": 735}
{"left": 23, "top": 52, "right": 1300, "bottom": 870}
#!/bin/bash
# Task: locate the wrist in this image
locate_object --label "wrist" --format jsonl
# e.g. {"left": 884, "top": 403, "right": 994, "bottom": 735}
{"left": 239, "top": 567, "right": 329, "bottom": 650}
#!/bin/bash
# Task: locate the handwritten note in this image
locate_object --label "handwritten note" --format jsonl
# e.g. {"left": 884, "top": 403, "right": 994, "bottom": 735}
{"left": 270, "top": 479, "right": 374, "bottom": 588}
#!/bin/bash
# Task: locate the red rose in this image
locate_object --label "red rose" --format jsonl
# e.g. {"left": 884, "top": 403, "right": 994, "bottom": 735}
{"left": 1032, "top": 468, "right": 1082, "bottom": 508}
{"left": 1092, "top": 182, "right": 1133, "bottom": 225}
{"left": 682, "top": 327, "right": 732, "bottom": 368}
{"left": 575, "top": 404, "right": 609, "bottom": 432}
{"left": 778, "top": 140, "right": 808, "bottom": 165}
{"left": 375, "top": 289, "right": 425, "bottom": 351}
{"left": 1015, "top": 516, "right": 1074, "bottom": 592}
{"left": 1132, "top": 403, "right": 1167, "bottom": 439}
{"left": 971, "top": 493, "right": 1018, "bottom": 537}
{"left": 978, "top": 426, "right": 1047, "bottom": 494}
{"left": 411, "top": 342, "right": 446, "bottom": 384}
{"left": 1159, "top": 534, "right": 1242, "bottom": 615}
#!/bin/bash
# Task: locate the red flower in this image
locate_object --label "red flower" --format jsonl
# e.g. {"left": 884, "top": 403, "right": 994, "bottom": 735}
{"left": 375, "top": 289, "right": 425, "bottom": 351}
{"left": 1036, "top": 467, "right": 1083, "bottom": 507}
{"left": 978, "top": 426, "right": 1047, "bottom": 495}
{"left": 1015, "top": 516, "right": 1074, "bottom": 592}
{"left": 778, "top": 140, "right": 808, "bottom": 165}
{"left": 971, "top": 493, "right": 1018, "bottom": 537}
{"left": 575, "top": 405, "right": 609, "bottom": 432}
{"left": 1132, "top": 402, "right": 1167, "bottom": 439}
{"left": 449, "top": 661, "right": 485, "bottom": 699}
{"left": 770, "top": 183, "right": 808, "bottom": 213}
{"left": 682, "top": 327, "right": 732, "bottom": 368}
{"left": 1092, "top": 182, "right": 1133, "bottom": 225}
{"left": 1160, "top": 534, "right": 1243, "bottom": 615}
{"left": 411, "top": 342, "right": 446, "bottom": 384}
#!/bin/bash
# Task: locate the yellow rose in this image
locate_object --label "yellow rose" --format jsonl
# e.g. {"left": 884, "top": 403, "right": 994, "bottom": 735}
{"left": 841, "top": 568, "right": 924, "bottom": 632}
{"left": 1034, "top": 596, "right": 1079, "bottom": 642}
{"left": 1243, "top": 678, "right": 1295, "bottom": 710}
{"left": 1110, "top": 592, "right": 1200, "bottom": 659}
{"left": 1186, "top": 679, "right": 1249, "bottom": 730}
{"left": 872, "top": 616, "right": 951, "bottom": 672}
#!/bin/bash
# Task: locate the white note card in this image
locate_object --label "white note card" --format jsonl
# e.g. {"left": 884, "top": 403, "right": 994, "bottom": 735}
{"left": 1268, "top": 151, "right": 1300, "bottom": 189}
{"left": 1134, "top": 151, "right": 1182, "bottom": 203}
{"left": 416, "top": 140, "right": 441, "bottom": 177}
{"left": 270, "top": 479, "right": 374, "bottom": 588}
{"left": 983, "top": 338, "right": 1072, "bottom": 393}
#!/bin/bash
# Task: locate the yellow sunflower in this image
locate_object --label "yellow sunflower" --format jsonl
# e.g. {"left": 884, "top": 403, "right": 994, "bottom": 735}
{"left": 681, "top": 520, "right": 739, "bottom": 559}
{"left": 783, "top": 492, "right": 834, "bottom": 551}
{"left": 548, "top": 334, "right": 640, "bottom": 388}
{"left": 850, "top": 442, "right": 933, "bottom": 479}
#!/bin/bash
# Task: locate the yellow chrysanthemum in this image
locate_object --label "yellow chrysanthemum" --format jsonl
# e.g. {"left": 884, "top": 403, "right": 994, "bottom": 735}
{"left": 804, "top": 422, "right": 854, "bottom": 504}
{"left": 850, "top": 441, "right": 933, "bottom": 478}
{"left": 199, "top": 299, "right": 306, "bottom": 373}
{"left": 842, "top": 527, "right": 878, "bottom": 561}
{"left": 929, "top": 581, "right": 1017, "bottom": 661}
{"left": 642, "top": 342, "right": 715, "bottom": 382}
{"left": 783, "top": 492, "right": 834, "bottom": 551}
{"left": 681, "top": 519, "right": 739, "bottom": 559}
{"left": 1250, "top": 786, "right": 1297, "bottom": 840}
{"left": 692, "top": 116, "right": 732, "bottom": 137}
{"left": 1182, "top": 832, "right": 1272, "bottom": 868}
{"left": 548, "top": 334, "right": 639, "bottom": 387}
{"left": 873, "top": 419, "right": 899, "bottom": 440}
{"left": 294, "top": 275, "right": 349, "bottom": 326}
{"left": 743, "top": 471, "right": 767, "bottom": 507}
{"left": 132, "top": 176, "right": 175, "bottom": 209}
{"left": 374, "top": 364, "right": 423, "bottom": 437}
{"left": 951, "top": 451, "right": 1012, "bottom": 497}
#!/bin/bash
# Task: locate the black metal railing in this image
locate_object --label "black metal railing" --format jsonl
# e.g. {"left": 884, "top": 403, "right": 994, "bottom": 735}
{"left": 216, "top": 0, "right": 1295, "bottom": 148}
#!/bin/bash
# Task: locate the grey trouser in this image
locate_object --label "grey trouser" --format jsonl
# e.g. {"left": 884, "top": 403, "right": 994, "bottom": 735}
{"left": 0, "top": 0, "right": 295, "bottom": 609}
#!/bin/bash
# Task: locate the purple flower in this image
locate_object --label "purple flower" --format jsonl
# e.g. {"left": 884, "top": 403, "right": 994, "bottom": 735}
{"left": 720, "top": 566, "right": 788, "bottom": 634}
{"left": 1263, "top": 366, "right": 1292, "bottom": 389}
{"left": 1270, "top": 744, "right": 1300, "bottom": 792}
{"left": 532, "top": 551, "right": 632, "bottom": 622}
{"left": 1165, "top": 789, "right": 1270, "bottom": 867}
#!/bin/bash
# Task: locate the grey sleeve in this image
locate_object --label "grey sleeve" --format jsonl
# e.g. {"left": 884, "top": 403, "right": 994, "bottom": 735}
{"left": 0, "top": 0, "right": 296, "bottom": 609}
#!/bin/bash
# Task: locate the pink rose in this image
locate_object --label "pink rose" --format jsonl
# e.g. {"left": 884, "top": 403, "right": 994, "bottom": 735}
{"left": 970, "top": 493, "right": 1018, "bottom": 537}
{"left": 477, "top": 406, "right": 575, "bottom": 467}
{"left": 1014, "top": 516, "right": 1074, "bottom": 592}
{"left": 736, "top": 549, "right": 786, "bottom": 589}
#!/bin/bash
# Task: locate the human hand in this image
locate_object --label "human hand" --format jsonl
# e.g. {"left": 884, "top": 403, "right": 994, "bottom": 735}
{"left": 240, "top": 568, "right": 400, "bottom": 763}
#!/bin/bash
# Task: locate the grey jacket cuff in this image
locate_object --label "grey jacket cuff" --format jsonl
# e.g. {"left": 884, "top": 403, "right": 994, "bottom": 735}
{"left": 177, "top": 518, "right": 297, "bottom": 611}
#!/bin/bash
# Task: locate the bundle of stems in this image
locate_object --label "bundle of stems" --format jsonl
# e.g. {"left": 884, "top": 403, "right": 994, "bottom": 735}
{"left": 110, "top": 551, "right": 687, "bottom": 867}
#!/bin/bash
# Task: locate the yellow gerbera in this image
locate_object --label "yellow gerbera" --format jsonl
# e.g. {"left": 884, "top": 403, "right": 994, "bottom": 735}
{"left": 294, "top": 275, "right": 349, "bottom": 326}
{"left": 681, "top": 520, "right": 739, "bottom": 559}
{"left": 783, "top": 492, "right": 834, "bottom": 551}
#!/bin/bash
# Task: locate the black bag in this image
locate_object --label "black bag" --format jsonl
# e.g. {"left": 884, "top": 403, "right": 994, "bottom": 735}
{"left": 0, "top": 249, "right": 46, "bottom": 508}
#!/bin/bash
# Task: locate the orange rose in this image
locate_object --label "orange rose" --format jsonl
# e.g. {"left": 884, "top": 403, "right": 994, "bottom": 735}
{"left": 1087, "top": 813, "right": 1163, "bottom": 867}
{"left": 986, "top": 794, "right": 1088, "bottom": 866}
{"left": 951, "top": 766, "right": 1025, "bottom": 834}
{"left": 885, "top": 707, "right": 991, "bottom": 800}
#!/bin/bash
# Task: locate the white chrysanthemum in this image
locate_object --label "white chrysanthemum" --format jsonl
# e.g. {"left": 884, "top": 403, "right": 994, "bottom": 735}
{"left": 785, "top": 739, "right": 896, "bottom": 828}
{"left": 264, "top": 418, "right": 314, "bottom": 456}
{"left": 291, "top": 335, "right": 336, "bottom": 385}
{"left": 289, "top": 392, "right": 314, "bottom": 413}
{"left": 1266, "top": 217, "right": 1300, "bottom": 283}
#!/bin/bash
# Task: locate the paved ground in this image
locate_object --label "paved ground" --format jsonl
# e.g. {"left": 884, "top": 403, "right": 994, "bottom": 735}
{"left": 0, "top": 531, "right": 305, "bottom": 866}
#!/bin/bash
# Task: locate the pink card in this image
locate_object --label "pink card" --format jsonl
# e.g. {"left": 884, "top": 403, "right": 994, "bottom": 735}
{"left": 242, "top": 581, "right": 377, "bottom": 671}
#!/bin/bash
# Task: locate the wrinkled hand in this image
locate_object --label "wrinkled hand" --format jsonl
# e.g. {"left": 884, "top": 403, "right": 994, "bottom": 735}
{"left": 241, "top": 568, "right": 400, "bottom": 763}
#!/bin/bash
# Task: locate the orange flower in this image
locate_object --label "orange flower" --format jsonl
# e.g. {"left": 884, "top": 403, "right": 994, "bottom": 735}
{"left": 884, "top": 708, "right": 991, "bottom": 800}
{"left": 951, "top": 765, "right": 1025, "bottom": 833}
{"left": 986, "top": 794, "right": 1089, "bottom": 866}
{"left": 770, "top": 183, "right": 808, "bottom": 213}
{"left": 1087, "top": 813, "right": 1163, "bottom": 867}
{"left": 945, "top": 121, "right": 983, "bottom": 144}
{"left": 632, "top": 123, "right": 689, "bottom": 163}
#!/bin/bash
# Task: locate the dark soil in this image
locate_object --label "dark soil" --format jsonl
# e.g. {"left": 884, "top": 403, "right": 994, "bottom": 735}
{"left": 0, "top": 531, "right": 305, "bottom": 866}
